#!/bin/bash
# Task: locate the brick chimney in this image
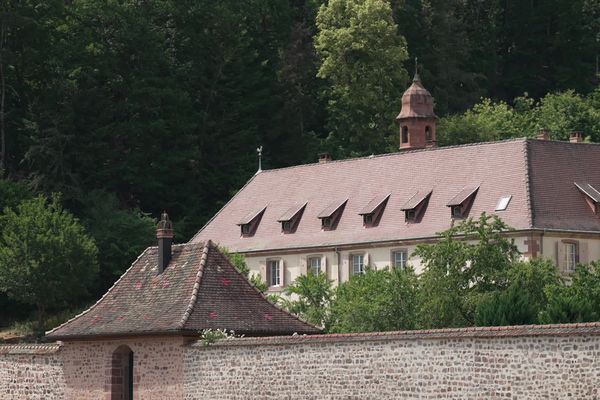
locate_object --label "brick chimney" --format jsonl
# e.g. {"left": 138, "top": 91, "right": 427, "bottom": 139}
{"left": 156, "top": 211, "right": 174, "bottom": 274}
{"left": 318, "top": 152, "right": 332, "bottom": 163}
{"left": 537, "top": 129, "right": 550, "bottom": 140}
{"left": 570, "top": 131, "right": 584, "bottom": 143}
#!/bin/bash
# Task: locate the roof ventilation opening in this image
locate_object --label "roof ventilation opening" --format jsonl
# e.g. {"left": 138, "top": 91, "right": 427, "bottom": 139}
{"left": 401, "top": 190, "right": 432, "bottom": 223}
{"left": 359, "top": 194, "right": 390, "bottom": 228}
{"left": 574, "top": 182, "right": 600, "bottom": 215}
{"left": 447, "top": 186, "right": 479, "bottom": 219}
{"left": 238, "top": 207, "right": 267, "bottom": 237}
{"left": 156, "top": 211, "right": 174, "bottom": 274}
{"left": 278, "top": 203, "right": 307, "bottom": 234}
{"left": 318, "top": 199, "right": 347, "bottom": 230}
{"left": 318, "top": 152, "right": 333, "bottom": 163}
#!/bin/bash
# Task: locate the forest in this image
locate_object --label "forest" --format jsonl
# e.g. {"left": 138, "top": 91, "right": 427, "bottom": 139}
{"left": 0, "top": 0, "right": 599, "bottom": 336}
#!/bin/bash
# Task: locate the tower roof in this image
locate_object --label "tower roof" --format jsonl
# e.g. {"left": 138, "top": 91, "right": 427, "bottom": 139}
{"left": 396, "top": 71, "right": 436, "bottom": 120}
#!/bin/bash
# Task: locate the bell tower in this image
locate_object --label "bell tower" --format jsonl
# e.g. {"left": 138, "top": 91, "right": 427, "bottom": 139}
{"left": 396, "top": 59, "right": 437, "bottom": 150}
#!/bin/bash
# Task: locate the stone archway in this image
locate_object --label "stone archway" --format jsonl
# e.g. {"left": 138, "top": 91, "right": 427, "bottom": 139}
{"left": 110, "top": 345, "right": 134, "bottom": 400}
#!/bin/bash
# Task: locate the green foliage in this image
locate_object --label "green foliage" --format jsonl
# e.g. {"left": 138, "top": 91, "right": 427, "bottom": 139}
{"left": 540, "top": 261, "right": 600, "bottom": 324}
{"left": 219, "top": 246, "right": 268, "bottom": 293}
{"left": 315, "top": 0, "right": 409, "bottom": 156}
{"left": 475, "top": 259, "right": 561, "bottom": 326}
{"left": 282, "top": 272, "right": 334, "bottom": 327}
{"left": 329, "top": 267, "right": 419, "bottom": 333}
{"left": 79, "top": 190, "right": 156, "bottom": 295}
{"left": 438, "top": 90, "right": 600, "bottom": 145}
{"left": 415, "top": 213, "right": 519, "bottom": 328}
{"left": 199, "top": 328, "right": 242, "bottom": 346}
{"left": 0, "top": 195, "right": 98, "bottom": 332}
{"left": 0, "top": 179, "right": 32, "bottom": 213}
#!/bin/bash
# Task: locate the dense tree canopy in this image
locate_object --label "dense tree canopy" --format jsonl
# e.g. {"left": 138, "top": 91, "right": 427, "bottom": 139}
{"left": 0, "top": 195, "right": 97, "bottom": 332}
{"left": 0, "top": 0, "right": 599, "bottom": 328}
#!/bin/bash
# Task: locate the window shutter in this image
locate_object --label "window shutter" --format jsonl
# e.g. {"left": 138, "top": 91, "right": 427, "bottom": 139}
{"left": 347, "top": 255, "right": 353, "bottom": 278}
{"left": 321, "top": 255, "right": 328, "bottom": 276}
{"left": 364, "top": 252, "right": 370, "bottom": 268}
{"left": 300, "top": 256, "right": 308, "bottom": 276}
{"left": 260, "top": 261, "right": 268, "bottom": 283}
{"left": 580, "top": 242, "right": 589, "bottom": 264}
{"left": 556, "top": 242, "right": 566, "bottom": 272}
{"left": 280, "top": 259, "right": 286, "bottom": 287}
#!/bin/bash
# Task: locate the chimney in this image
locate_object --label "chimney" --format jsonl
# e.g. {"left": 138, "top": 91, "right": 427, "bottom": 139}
{"left": 318, "top": 152, "right": 332, "bottom": 163}
{"left": 537, "top": 128, "right": 550, "bottom": 140}
{"left": 570, "top": 131, "right": 584, "bottom": 143}
{"left": 156, "top": 211, "right": 174, "bottom": 274}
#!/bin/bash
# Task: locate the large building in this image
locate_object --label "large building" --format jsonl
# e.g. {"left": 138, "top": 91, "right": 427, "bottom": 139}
{"left": 191, "top": 73, "right": 600, "bottom": 293}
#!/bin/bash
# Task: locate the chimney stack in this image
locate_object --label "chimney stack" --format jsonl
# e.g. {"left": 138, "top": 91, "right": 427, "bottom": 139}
{"left": 537, "top": 128, "right": 550, "bottom": 140}
{"left": 570, "top": 131, "right": 584, "bottom": 143}
{"left": 156, "top": 211, "right": 174, "bottom": 274}
{"left": 318, "top": 152, "right": 332, "bottom": 164}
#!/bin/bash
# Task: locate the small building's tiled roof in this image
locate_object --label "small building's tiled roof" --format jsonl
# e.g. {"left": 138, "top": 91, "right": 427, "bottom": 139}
{"left": 191, "top": 139, "right": 600, "bottom": 253}
{"left": 46, "top": 242, "right": 319, "bottom": 340}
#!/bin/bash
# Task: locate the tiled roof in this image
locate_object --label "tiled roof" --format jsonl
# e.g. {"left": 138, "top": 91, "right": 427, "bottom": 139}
{"left": 46, "top": 242, "right": 319, "bottom": 339}
{"left": 191, "top": 139, "right": 600, "bottom": 253}
{"left": 528, "top": 140, "right": 600, "bottom": 231}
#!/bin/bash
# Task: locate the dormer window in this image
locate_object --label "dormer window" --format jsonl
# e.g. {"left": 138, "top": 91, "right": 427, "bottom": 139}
{"left": 318, "top": 199, "right": 348, "bottom": 230}
{"left": 401, "top": 190, "right": 432, "bottom": 222}
{"left": 278, "top": 202, "right": 307, "bottom": 234}
{"left": 359, "top": 194, "right": 390, "bottom": 227}
{"left": 447, "top": 186, "right": 479, "bottom": 219}
{"left": 574, "top": 182, "right": 600, "bottom": 216}
{"left": 237, "top": 206, "right": 267, "bottom": 237}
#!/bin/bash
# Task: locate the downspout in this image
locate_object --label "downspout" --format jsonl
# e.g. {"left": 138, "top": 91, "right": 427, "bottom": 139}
{"left": 335, "top": 247, "right": 342, "bottom": 284}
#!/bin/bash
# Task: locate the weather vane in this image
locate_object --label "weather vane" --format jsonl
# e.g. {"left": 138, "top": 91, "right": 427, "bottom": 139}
{"left": 256, "top": 145, "right": 263, "bottom": 172}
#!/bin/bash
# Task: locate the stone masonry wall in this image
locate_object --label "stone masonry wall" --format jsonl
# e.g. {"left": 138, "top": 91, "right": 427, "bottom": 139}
{"left": 2, "top": 324, "right": 600, "bottom": 399}
{"left": 0, "top": 344, "right": 64, "bottom": 399}
{"left": 184, "top": 324, "right": 600, "bottom": 400}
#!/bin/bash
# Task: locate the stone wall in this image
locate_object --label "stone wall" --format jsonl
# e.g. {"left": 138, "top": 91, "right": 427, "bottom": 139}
{"left": 183, "top": 324, "right": 600, "bottom": 400}
{"left": 2, "top": 324, "right": 600, "bottom": 399}
{"left": 0, "top": 344, "right": 64, "bottom": 399}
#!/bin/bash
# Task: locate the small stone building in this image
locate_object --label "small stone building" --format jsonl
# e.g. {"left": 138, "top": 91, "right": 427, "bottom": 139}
{"left": 45, "top": 219, "right": 319, "bottom": 399}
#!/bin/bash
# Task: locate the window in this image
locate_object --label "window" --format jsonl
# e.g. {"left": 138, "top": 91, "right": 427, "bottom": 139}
{"left": 392, "top": 250, "right": 408, "bottom": 269}
{"left": 281, "top": 220, "right": 292, "bottom": 233}
{"left": 401, "top": 126, "right": 409, "bottom": 143}
{"left": 241, "top": 224, "right": 251, "bottom": 235}
{"left": 363, "top": 214, "right": 373, "bottom": 225}
{"left": 495, "top": 195, "right": 512, "bottom": 211}
{"left": 322, "top": 217, "right": 332, "bottom": 228}
{"left": 565, "top": 242, "right": 579, "bottom": 272}
{"left": 352, "top": 254, "right": 365, "bottom": 275}
{"left": 451, "top": 205, "right": 463, "bottom": 218}
{"left": 425, "top": 126, "right": 432, "bottom": 142}
{"left": 309, "top": 257, "right": 321, "bottom": 275}
{"left": 405, "top": 209, "right": 416, "bottom": 221}
{"left": 268, "top": 260, "right": 281, "bottom": 286}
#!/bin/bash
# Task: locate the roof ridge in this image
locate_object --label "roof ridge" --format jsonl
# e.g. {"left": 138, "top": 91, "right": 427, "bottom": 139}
{"left": 256, "top": 138, "right": 529, "bottom": 175}
{"left": 177, "top": 241, "right": 211, "bottom": 329}
{"left": 45, "top": 247, "right": 153, "bottom": 337}
{"left": 189, "top": 173, "right": 260, "bottom": 243}
{"left": 523, "top": 139, "right": 534, "bottom": 228}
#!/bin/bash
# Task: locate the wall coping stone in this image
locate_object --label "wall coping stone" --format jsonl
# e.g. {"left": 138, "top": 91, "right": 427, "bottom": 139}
{"left": 190, "top": 322, "right": 600, "bottom": 348}
{"left": 0, "top": 343, "right": 62, "bottom": 355}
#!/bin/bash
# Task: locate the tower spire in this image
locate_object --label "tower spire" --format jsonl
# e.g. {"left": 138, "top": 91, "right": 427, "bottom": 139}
{"left": 413, "top": 57, "right": 420, "bottom": 82}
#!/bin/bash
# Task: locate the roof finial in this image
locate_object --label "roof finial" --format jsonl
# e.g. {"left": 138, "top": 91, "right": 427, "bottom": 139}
{"left": 256, "top": 145, "right": 263, "bottom": 173}
{"left": 413, "top": 57, "right": 420, "bottom": 82}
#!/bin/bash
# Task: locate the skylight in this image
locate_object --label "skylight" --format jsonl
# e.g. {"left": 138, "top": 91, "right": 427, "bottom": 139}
{"left": 495, "top": 195, "right": 512, "bottom": 211}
